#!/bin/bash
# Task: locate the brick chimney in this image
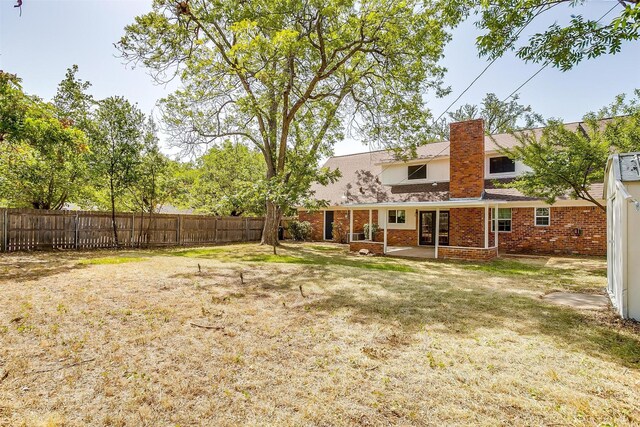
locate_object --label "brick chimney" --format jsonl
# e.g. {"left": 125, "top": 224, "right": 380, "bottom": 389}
{"left": 449, "top": 119, "right": 485, "bottom": 199}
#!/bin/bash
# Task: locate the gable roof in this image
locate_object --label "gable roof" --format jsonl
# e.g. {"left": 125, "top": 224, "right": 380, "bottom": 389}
{"left": 311, "top": 122, "right": 603, "bottom": 207}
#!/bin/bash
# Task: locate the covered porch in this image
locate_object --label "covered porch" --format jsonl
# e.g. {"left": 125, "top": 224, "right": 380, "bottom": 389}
{"left": 344, "top": 200, "right": 505, "bottom": 261}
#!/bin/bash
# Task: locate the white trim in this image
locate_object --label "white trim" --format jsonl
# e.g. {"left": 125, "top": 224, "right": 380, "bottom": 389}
{"left": 491, "top": 207, "right": 513, "bottom": 233}
{"left": 487, "top": 155, "right": 516, "bottom": 177}
{"left": 368, "top": 209, "right": 373, "bottom": 240}
{"left": 494, "top": 205, "right": 499, "bottom": 248}
{"left": 441, "top": 245, "right": 498, "bottom": 250}
{"left": 387, "top": 209, "right": 407, "bottom": 224}
{"left": 383, "top": 209, "right": 388, "bottom": 254}
{"left": 484, "top": 205, "right": 489, "bottom": 249}
{"left": 344, "top": 199, "right": 502, "bottom": 209}
{"left": 435, "top": 208, "right": 440, "bottom": 259}
{"left": 534, "top": 207, "right": 551, "bottom": 227}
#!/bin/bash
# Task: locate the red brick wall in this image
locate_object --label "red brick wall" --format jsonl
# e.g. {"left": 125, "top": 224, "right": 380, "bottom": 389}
{"left": 353, "top": 210, "right": 379, "bottom": 234}
{"left": 298, "top": 210, "right": 324, "bottom": 241}
{"left": 439, "top": 246, "right": 498, "bottom": 261}
{"left": 450, "top": 119, "right": 485, "bottom": 199}
{"left": 489, "top": 206, "right": 606, "bottom": 256}
{"left": 296, "top": 210, "right": 351, "bottom": 243}
{"left": 349, "top": 241, "right": 385, "bottom": 255}
{"left": 449, "top": 208, "right": 485, "bottom": 248}
{"left": 386, "top": 229, "right": 418, "bottom": 246}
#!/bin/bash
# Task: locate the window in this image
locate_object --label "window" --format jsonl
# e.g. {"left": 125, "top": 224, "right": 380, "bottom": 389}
{"left": 489, "top": 156, "right": 516, "bottom": 174}
{"left": 407, "top": 164, "right": 427, "bottom": 180}
{"left": 388, "top": 209, "right": 406, "bottom": 224}
{"left": 491, "top": 208, "right": 512, "bottom": 232}
{"left": 535, "top": 207, "right": 550, "bottom": 226}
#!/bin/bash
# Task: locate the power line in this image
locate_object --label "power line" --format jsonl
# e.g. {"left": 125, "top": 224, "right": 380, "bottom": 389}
{"left": 432, "top": 3, "right": 558, "bottom": 125}
{"left": 502, "top": 2, "right": 620, "bottom": 102}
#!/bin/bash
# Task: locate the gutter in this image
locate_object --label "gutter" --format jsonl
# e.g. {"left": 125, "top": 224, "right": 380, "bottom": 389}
{"left": 342, "top": 199, "right": 508, "bottom": 209}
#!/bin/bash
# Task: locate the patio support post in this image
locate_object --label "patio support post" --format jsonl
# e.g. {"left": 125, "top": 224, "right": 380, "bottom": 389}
{"left": 494, "top": 204, "right": 499, "bottom": 248}
{"left": 368, "top": 209, "right": 373, "bottom": 241}
{"left": 435, "top": 208, "right": 440, "bottom": 259}
{"left": 383, "top": 208, "right": 388, "bottom": 254}
{"left": 349, "top": 208, "right": 354, "bottom": 243}
{"left": 484, "top": 205, "right": 489, "bottom": 249}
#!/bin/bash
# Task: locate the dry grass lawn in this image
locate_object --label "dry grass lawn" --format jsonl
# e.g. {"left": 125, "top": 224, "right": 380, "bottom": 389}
{"left": 1, "top": 242, "right": 639, "bottom": 426}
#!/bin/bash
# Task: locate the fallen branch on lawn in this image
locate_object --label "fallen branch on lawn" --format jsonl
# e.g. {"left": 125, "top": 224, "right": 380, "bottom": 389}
{"left": 299, "top": 284, "right": 306, "bottom": 298}
{"left": 190, "top": 322, "right": 225, "bottom": 330}
{"left": 30, "top": 358, "right": 96, "bottom": 374}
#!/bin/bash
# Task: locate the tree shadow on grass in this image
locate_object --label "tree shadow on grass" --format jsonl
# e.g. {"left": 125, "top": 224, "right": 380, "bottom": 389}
{"left": 286, "top": 265, "right": 640, "bottom": 369}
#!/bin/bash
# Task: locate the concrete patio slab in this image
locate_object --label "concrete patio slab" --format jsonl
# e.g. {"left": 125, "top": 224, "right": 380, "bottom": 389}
{"left": 543, "top": 292, "right": 609, "bottom": 310}
{"left": 386, "top": 246, "right": 436, "bottom": 259}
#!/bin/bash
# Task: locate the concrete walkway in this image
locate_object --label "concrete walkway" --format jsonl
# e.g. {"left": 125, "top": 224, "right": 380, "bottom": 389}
{"left": 542, "top": 292, "right": 609, "bottom": 310}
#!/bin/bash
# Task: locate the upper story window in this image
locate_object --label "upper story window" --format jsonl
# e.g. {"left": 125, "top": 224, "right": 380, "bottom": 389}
{"left": 388, "top": 209, "right": 406, "bottom": 224}
{"left": 407, "top": 164, "right": 427, "bottom": 180}
{"left": 489, "top": 156, "right": 516, "bottom": 174}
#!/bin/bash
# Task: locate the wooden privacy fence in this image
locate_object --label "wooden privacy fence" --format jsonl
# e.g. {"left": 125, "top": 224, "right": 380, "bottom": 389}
{"left": 0, "top": 208, "right": 265, "bottom": 252}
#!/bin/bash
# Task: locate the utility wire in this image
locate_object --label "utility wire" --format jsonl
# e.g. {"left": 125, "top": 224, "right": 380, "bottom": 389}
{"left": 370, "top": 2, "right": 620, "bottom": 187}
{"left": 502, "top": 2, "right": 620, "bottom": 102}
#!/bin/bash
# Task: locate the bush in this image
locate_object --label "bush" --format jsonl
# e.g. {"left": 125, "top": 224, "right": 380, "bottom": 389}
{"left": 332, "top": 221, "right": 348, "bottom": 243}
{"left": 363, "top": 223, "right": 378, "bottom": 239}
{"left": 289, "top": 220, "right": 313, "bottom": 241}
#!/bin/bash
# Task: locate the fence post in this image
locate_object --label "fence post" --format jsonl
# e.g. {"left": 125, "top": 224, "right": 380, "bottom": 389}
{"left": 244, "top": 217, "right": 249, "bottom": 242}
{"left": 177, "top": 215, "right": 182, "bottom": 246}
{"left": 214, "top": 217, "right": 218, "bottom": 243}
{"left": 74, "top": 213, "right": 79, "bottom": 249}
{"left": 131, "top": 213, "right": 135, "bottom": 248}
{"left": 1, "top": 209, "right": 7, "bottom": 252}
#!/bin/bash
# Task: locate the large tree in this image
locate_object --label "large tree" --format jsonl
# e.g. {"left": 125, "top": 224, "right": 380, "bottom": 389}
{"left": 444, "top": 0, "right": 640, "bottom": 71}
{"left": 90, "top": 97, "right": 145, "bottom": 246}
{"left": 0, "top": 72, "right": 90, "bottom": 209}
{"left": 503, "top": 90, "right": 640, "bottom": 211}
{"left": 119, "top": 0, "right": 450, "bottom": 245}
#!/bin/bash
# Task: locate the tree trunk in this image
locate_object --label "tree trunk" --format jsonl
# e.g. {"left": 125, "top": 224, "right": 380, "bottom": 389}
{"left": 110, "top": 181, "right": 119, "bottom": 248}
{"left": 261, "top": 200, "right": 281, "bottom": 246}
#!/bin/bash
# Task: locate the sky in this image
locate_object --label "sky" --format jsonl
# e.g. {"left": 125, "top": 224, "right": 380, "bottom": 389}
{"left": 1, "top": 0, "right": 638, "bottom": 157}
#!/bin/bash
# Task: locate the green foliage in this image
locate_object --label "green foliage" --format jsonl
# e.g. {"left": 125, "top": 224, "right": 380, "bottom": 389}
{"left": 332, "top": 221, "right": 348, "bottom": 244}
{"left": 443, "top": 0, "right": 640, "bottom": 71}
{"left": 363, "top": 223, "right": 379, "bottom": 238}
{"left": 127, "top": 118, "right": 186, "bottom": 214}
{"left": 431, "top": 93, "right": 542, "bottom": 140}
{"left": 503, "top": 90, "right": 640, "bottom": 210}
{"left": 118, "top": 0, "right": 451, "bottom": 243}
{"left": 0, "top": 71, "right": 91, "bottom": 209}
{"left": 189, "top": 141, "right": 267, "bottom": 216}
{"left": 288, "top": 220, "right": 313, "bottom": 241}
{"left": 0, "top": 72, "right": 28, "bottom": 145}
{"left": 89, "top": 96, "right": 146, "bottom": 210}
{"left": 89, "top": 96, "right": 145, "bottom": 245}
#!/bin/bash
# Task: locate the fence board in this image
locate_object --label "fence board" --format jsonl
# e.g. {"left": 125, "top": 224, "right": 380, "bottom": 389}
{"left": 0, "top": 208, "right": 266, "bottom": 252}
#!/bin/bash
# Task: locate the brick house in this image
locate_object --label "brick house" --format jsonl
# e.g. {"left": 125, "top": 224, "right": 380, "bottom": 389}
{"left": 298, "top": 119, "right": 606, "bottom": 260}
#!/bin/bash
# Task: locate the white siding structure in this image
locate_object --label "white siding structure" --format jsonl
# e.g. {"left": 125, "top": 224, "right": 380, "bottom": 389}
{"left": 605, "top": 153, "right": 640, "bottom": 321}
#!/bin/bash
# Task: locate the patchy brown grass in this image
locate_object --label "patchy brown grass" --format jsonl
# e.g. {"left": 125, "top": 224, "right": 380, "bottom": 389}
{"left": 0, "top": 243, "right": 638, "bottom": 426}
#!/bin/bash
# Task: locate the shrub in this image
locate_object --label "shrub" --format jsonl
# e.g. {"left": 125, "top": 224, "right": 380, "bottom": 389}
{"left": 289, "top": 220, "right": 313, "bottom": 241}
{"left": 332, "top": 221, "right": 348, "bottom": 244}
{"left": 363, "top": 223, "right": 378, "bottom": 239}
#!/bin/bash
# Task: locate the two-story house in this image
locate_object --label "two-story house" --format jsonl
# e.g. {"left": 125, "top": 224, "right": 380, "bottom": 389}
{"left": 298, "top": 119, "right": 606, "bottom": 260}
